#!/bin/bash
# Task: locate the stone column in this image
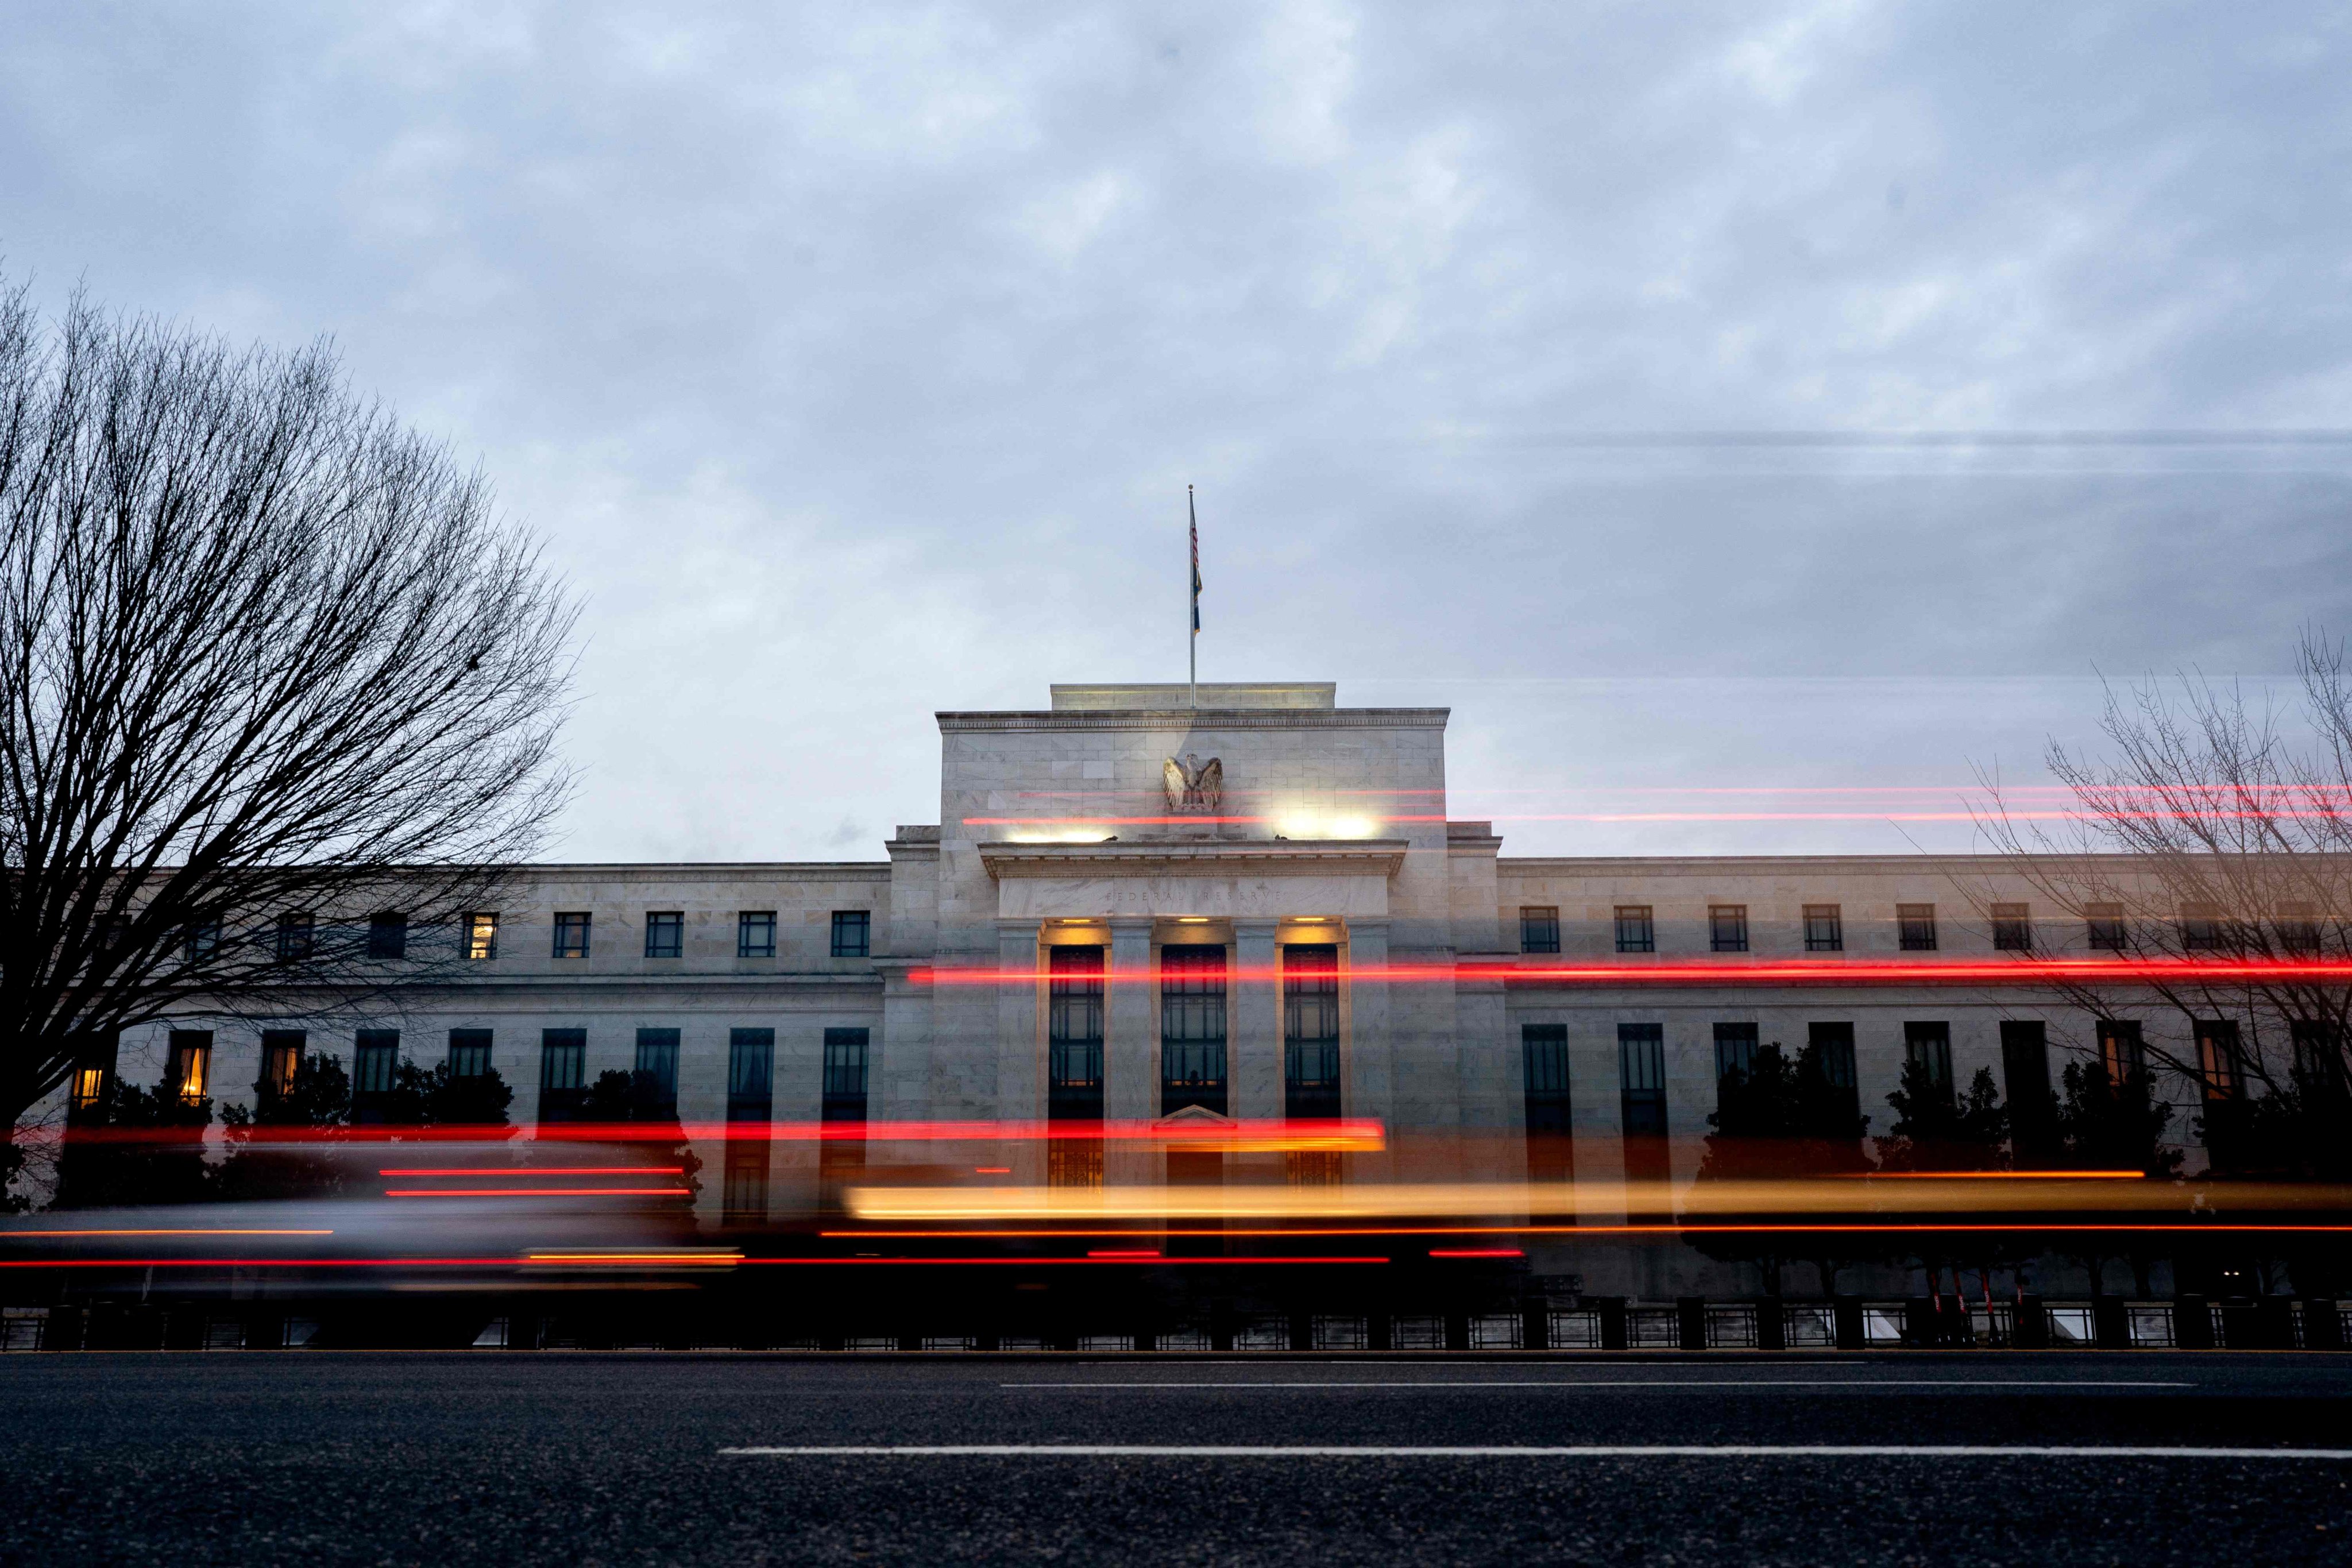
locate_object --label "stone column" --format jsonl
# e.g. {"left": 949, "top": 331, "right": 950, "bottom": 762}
{"left": 1105, "top": 917, "right": 1157, "bottom": 1189}
{"left": 1231, "top": 918, "right": 1282, "bottom": 1121}
{"left": 1106, "top": 918, "right": 1156, "bottom": 1123}
{"left": 1345, "top": 918, "right": 1393, "bottom": 1131}
{"left": 994, "top": 919, "right": 1040, "bottom": 1125}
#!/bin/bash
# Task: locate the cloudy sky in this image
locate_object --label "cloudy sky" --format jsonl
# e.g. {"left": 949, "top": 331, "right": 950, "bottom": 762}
{"left": 5, "top": 2, "right": 2348, "bottom": 861}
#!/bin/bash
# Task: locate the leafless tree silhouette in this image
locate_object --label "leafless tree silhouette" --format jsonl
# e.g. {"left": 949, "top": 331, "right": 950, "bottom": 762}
{"left": 1972, "top": 631, "right": 2352, "bottom": 1173}
{"left": 0, "top": 275, "right": 575, "bottom": 1161}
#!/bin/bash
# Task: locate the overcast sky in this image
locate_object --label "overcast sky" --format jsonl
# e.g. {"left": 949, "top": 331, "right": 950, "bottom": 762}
{"left": 5, "top": 2, "right": 2348, "bottom": 860}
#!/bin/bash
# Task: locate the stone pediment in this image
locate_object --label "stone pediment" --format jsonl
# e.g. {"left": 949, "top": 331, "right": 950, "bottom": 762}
{"left": 975, "top": 838, "right": 1409, "bottom": 880}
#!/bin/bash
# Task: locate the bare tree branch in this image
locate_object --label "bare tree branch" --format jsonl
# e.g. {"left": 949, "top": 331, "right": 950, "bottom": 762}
{"left": 0, "top": 273, "right": 576, "bottom": 1136}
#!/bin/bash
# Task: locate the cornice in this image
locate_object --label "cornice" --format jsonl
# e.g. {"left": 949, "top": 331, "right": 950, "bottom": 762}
{"left": 937, "top": 707, "right": 1449, "bottom": 733}
{"left": 977, "top": 838, "right": 1410, "bottom": 879}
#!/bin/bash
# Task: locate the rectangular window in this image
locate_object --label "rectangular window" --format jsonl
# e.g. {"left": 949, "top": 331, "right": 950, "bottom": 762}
{"left": 2293, "top": 1020, "right": 2346, "bottom": 1097}
{"left": 1617, "top": 1023, "right": 1668, "bottom": 1138}
{"left": 1905, "top": 1021, "right": 1952, "bottom": 1098}
{"left": 446, "top": 1028, "right": 493, "bottom": 1079}
{"left": 644, "top": 912, "right": 683, "bottom": 959}
{"left": 1709, "top": 905, "right": 1748, "bottom": 953}
{"left": 2195, "top": 1020, "right": 2242, "bottom": 1102}
{"left": 1898, "top": 903, "right": 1938, "bottom": 952}
{"left": 1049, "top": 946, "right": 1106, "bottom": 1121}
{"left": 165, "top": 1029, "right": 213, "bottom": 1102}
{"left": 552, "top": 912, "right": 591, "bottom": 959}
{"left": 633, "top": 1027, "right": 681, "bottom": 1119}
{"left": 352, "top": 1029, "right": 400, "bottom": 1115}
{"left": 727, "top": 1028, "right": 775, "bottom": 1119}
{"left": 182, "top": 917, "right": 222, "bottom": 962}
{"left": 2179, "top": 905, "right": 2226, "bottom": 952}
{"left": 1284, "top": 944, "right": 1342, "bottom": 1121}
{"left": 2002, "top": 1021, "right": 2056, "bottom": 1160}
{"left": 1522, "top": 1024, "right": 1571, "bottom": 1137}
{"left": 822, "top": 1027, "right": 870, "bottom": 1123}
{"left": 1991, "top": 903, "right": 2033, "bottom": 952}
{"left": 1613, "top": 905, "right": 1655, "bottom": 954}
{"left": 737, "top": 910, "right": 777, "bottom": 959}
{"left": 259, "top": 1029, "right": 305, "bottom": 1100}
{"left": 538, "top": 1028, "right": 587, "bottom": 1123}
{"left": 829, "top": 910, "right": 871, "bottom": 958}
{"left": 1803, "top": 905, "right": 1843, "bottom": 952}
{"left": 1519, "top": 906, "right": 1561, "bottom": 955}
{"left": 1806, "top": 1021, "right": 1860, "bottom": 1122}
{"left": 2085, "top": 903, "right": 2128, "bottom": 952}
{"left": 1713, "top": 1021, "right": 1760, "bottom": 1088}
{"left": 366, "top": 912, "right": 408, "bottom": 960}
{"left": 463, "top": 912, "right": 499, "bottom": 961}
{"left": 275, "top": 912, "right": 314, "bottom": 963}
{"left": 2097, "top": 1018, "right": 2145, "bottom": 1083}
{"left": 1160, "top": 944, "right": 1229, "bottom": 1116}
{"left": 2280, "top": 904, "right": 2322, "bottom": 954}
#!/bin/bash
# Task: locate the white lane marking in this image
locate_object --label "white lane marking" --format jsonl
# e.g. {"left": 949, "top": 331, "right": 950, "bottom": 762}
{"left": 998, "top": 1380, "right": 2192, "bottom": 1389}
{"left": 720, "top": 1444, "right": 2352, "bottom": 1459}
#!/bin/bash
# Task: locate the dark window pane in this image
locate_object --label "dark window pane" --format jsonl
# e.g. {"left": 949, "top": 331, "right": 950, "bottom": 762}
{"left": 822, "top": 1027, "right": 870, "bottom": 1122}
{"left": 275, "top": 912, "right": 314, "bottom": 963}
{"left": 1803, "top": 905, "right": 1843, "bottom": 952}
{"left": 634, "top": 1027, "right": 681, "bottom": 1117}
{"left": 1806, "top": 1021, "right": 1861, "bottom": 1126}
{"left": 728, "top": 1028, "right": 775, "bottom": 1118}
{"left": 1712, "top": 1022, "right": 1759, "bottom": 1088}
{"left": 1522, "top": 1024, "right": 1571, "bottom": 1132}
{"left": 352, "top": 1028, "right": 400, "bottom": 1116}
{"left": 645, "top": 912, "right": 684, "bottom": 959}
{"left": 366, "top": 912, "right": 408, "bottom": 960}
{"left": 1160, "top": 944, "right": 1228, "bottom": 1115}
{"left": 1050, "top": 945, "right": 1106, "bottom": 1120}
{"left": 1618, "top": 1023, "right": 1668, "bottom": 1139}
{"left": 2085, "top": 903, "right": 2128, "bottom": 951}
{"left": 1898, "top": 904, "right": 1938, "bottom": 952}
{"left": 539, "top": 1028, "right": 587, "bottom": 1122}
{"left": 2179, "top": 906, "right": 2225, "bottom": 951}
{"left": 1991, "top": 903, "right": 2033, "bottom": 952}
{"left": 447, "top": 1028, "right": 493, "bottom": 1079}
{"left": 738, "top": 911, "right": 777, "bottom": 959}
{"left": 1905, "top": 1022, "right": 1952, "bottom": 1096}
{"left": 1284, "top": 944, "right": 1341, "bottom": 1119}
{"left": 1709, "top": 905, "right": 1748, "bottom": 953}
{"left": 1614, "top": 905, "right": 1655, "bottom": 953}
{"left": 2002, "top": 1021, "right": 2056, "bottom": 1161}
{"left": 831, "top": 910, "right": 871, "bottom": 958}
{"left": 1519, "top": 906, "right": 1561, "bottom": 955}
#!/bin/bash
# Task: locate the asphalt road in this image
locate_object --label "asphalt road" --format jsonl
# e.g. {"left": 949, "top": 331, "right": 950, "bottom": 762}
{"left": 5, "top": 1351, "right": 2350, "bottom": 1565}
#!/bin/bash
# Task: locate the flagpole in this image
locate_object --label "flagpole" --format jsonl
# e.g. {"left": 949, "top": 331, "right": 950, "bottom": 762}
{"left": 1187, "top": 485, "right": 1198, "bottom": 708}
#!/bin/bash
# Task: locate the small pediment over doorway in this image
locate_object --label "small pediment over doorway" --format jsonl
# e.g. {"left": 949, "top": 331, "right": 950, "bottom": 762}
{"left": 1151, "top": 1103, "right": 1236, "bottom": 1133}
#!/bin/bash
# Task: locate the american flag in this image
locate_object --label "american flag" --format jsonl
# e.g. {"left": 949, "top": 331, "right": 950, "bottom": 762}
{"left": 1188, "top": 485, "right": 1200, "bottom": 633}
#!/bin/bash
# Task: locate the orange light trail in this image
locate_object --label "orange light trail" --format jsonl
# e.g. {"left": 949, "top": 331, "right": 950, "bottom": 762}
{"left": 1428, "top": 1247, "right": 1524, "bottom": 1258}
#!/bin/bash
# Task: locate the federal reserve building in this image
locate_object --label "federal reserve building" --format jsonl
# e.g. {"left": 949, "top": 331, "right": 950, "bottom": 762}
{"left": 57, "top": 678, "right": 2272, "bottom": 1349}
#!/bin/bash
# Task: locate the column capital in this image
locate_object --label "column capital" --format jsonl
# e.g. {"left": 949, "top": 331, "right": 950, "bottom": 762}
{"left": 1231, "top": 916, "right": 1282, "bottom": 941}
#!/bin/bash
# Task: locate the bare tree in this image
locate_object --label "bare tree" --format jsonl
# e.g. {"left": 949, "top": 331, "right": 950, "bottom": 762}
{"left": 1973, "top": 630, "right": 2352, "bottom": 1175}
{"left": 0, "top": 275, "right": 575, "bottom": 1172}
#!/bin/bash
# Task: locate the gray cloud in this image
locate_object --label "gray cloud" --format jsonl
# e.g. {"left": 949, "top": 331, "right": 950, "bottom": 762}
{"left": 3, "top": 1, "right": 2347, "bottom": 860}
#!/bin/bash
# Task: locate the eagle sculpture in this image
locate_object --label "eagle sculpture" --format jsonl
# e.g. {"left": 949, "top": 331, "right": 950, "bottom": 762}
{"left": 1162, "top": 752, "right": 1223, "bottom": 815}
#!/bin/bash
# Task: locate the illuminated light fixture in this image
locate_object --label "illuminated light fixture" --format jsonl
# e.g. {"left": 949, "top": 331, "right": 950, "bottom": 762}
{"left": 974, "top": 1167, "right": 1012, "bottom": 1175}
{"left": 1173, "top": 916, "right": 1211, "bottom": 924}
